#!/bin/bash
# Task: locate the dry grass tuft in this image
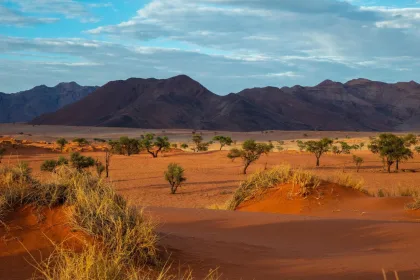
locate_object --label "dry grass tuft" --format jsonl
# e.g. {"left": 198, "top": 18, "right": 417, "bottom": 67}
{"left": 405, "top": 196, "right": 420, "bottom": 210}
{"left": 227, "top": 165, "right": 321, "bottom": 210}
{"left": 328, "top": 172, "right": 367, "bottom": 194}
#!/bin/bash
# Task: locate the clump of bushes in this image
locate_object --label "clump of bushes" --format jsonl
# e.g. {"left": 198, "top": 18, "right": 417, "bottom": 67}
{"left": 41, "top": 156, "right": 68, "bottom": 172}
{"left": 405, "top": 196, "right": 420, "bottom": 210}
{"left": 72, "top": 138, "right": 89, "bottom": 147}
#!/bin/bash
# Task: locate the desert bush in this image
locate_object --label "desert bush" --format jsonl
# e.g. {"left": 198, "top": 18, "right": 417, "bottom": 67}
{"left": 180, "top": 143, "right": 189, "bottom": 149}
{"left": 296, "top": 140, "right": 305, "bottom": 152}
{"left": 303, "top": 138, "right": 333, "bottom": 166}
{"left": 140, "top": 134, "right": 170, "bottom": 158}
{"left": 171, "top": 143, "right": 178, "bottom": 149}
{"left": 352, "top": 155, "right": 364, "bottom": 172}
{"left": 164, "top": 163, "right": 186, "bottom": 194}
{"left": 70, "top": 152, "right": 95, "bottom": 171}
{"left": 212, "top": 136, "right": 233, "bottom": 151}
{"left": 41, "top": 157, "right": 68, "bottom": 172}
{"left": 0, "top": 161, "right": 32, "bottom": 186}
{"left": 56, "top": 138, "right": 68, "bottom": 152}
{"left": 227, "top": 140, "right": 273, "bottom": 174}
{"left": 415, "top": 146, "right": 420, "bottom": 154}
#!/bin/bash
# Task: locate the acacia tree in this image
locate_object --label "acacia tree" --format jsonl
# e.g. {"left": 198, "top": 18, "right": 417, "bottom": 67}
{"left": 213, "top": 136, "right": 233, "bottom": 151}
{"left": 139, "top": 134, "right": 170, "bottom": 158}
{"left": 304, "top": 138, "right": 333, "bottom": 167}
{"left": 192, "top": 134, "right": 211, "bottom": 152}
{"left": 56, "top": 138, "right": 68, "bottom": 152}
{"left": 227, "top": 139, "right": 273, "bottom": 174}
{"left": 369, "top": 133, "right": 413, "bottom": 173}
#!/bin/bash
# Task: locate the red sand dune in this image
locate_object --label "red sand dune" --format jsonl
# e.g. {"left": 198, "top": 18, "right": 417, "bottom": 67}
{"left": 0, "top": 207, "right": 86, "bottom": 280}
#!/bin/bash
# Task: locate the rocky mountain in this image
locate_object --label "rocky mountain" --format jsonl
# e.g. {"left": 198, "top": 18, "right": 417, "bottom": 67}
{"left": 0, "top": 82, "right": 98, "bottom": 123}
{"left": 30, "top": 75, "right": 420, "bottom": 131}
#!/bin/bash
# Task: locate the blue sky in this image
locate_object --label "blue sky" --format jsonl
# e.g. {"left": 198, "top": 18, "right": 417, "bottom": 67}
{"left": 1, "top": 0, "right": 420, "bottom": 94}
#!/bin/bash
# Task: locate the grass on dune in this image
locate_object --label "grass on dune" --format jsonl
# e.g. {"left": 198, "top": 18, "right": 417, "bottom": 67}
{"left": 227, "top": 165, "right": 321, "bottom": 210}
{"left": 1, "top": 163, "right": 219, "bottom": 279}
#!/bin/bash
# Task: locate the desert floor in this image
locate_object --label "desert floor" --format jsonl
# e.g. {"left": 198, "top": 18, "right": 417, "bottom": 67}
{"left": 1, "top": 124, "right": 420, "bottom": 279}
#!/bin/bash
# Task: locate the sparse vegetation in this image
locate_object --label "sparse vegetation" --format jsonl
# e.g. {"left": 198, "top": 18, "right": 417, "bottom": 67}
{"left": 227, "top": 139, "right": 273, "bottom": 174}
{"left": 140, "top": 133, "right": 170, "bottom": 158}
{"left": 180, "top": 143, "right": 189, "bottom": 150}
{"left": 93, "top": 138, "right": 107, "bottom": 143}
{"left": 164, "top": 163, "right": 186, "bottom": 194}
{"left": 213, "top": 136, "right": 233, "bottom": 151}
{"left": 303, "top": 138, "right": 333, "bottom": 166}
{"left": 352, "top": 155, "right": 364, "bottom": 172}
{"left": 56, "top": 138, "right": 68, "bottom": 152}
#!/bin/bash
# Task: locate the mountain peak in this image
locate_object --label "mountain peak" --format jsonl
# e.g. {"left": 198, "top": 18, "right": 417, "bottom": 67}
{"left": 56, "top": 81, "right": 81, "bottom": 89}
{"left": 345, "top": 78, "right": 372, "bottom": 86}
{"left": 317, "top": 79, "right": 341, "bottom": 87}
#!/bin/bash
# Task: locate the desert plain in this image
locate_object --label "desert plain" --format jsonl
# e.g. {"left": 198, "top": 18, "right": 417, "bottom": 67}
{"left": 1, "top": 124, "right": 420, "bottom": 280}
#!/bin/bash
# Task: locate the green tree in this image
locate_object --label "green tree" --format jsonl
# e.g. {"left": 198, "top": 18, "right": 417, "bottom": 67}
{"left": 171, "top": 143, "right": 178, "bottom": 149}
{"left": 139, "top": 134, "right": 170, "bottom": 158}
{"left": 227, "top": 140, "right": 273, "bottom": 174}
{"left": 70, "top": 152, "right": 95, "bottom": 171}
{"left": 180, "top": 143, "right": 189, "bottom": 149}
{"left": 359, "top": 142, "right": 365, "bottom": 150}
{"left": 303, "top": 138, "right": 333, "bottom": 167}
{"left": 56, "top": 138, "right": 68, "bottom": 152}
{"left": 192, "top": 135, "right": 211, "bottom": 152}
{"left": 352, "top": 155, "right": 364, "bottom": 172}
{"left": 164, "top": 163, "right": 186, "bottom": 194}
{"left": 296, "top": 140, "right": 306, "bottom": 152}
{"left": 212, "top": 136, "right": 233, "bottom": 151}
{"left": 0, "top": 147, "right": 5, "bottom": 163}
{"left": 369, "top": 133, "right": 413, "bottom": 173}
{"left": 119, "top": 136, "right": 140, "bottom": 156}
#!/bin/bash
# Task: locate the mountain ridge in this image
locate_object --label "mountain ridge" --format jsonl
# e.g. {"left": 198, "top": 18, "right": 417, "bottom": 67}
{"left": 29, "top": 75, "right": 420, "bottom": 131}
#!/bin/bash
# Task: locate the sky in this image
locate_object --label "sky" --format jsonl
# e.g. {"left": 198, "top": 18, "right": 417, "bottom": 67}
{"left": 1, "top": 0, "right": 420, "bottom": 94}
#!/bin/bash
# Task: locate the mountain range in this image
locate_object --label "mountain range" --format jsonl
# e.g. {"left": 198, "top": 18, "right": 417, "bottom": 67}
{"left": 3, "top": 75, "right": 420, "bottom": 131}
{"left": 0, "top": 82, "right": 98, "bottom": 123}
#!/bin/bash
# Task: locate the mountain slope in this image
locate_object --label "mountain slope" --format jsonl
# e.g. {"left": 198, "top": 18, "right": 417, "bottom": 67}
{"left": 0, "top": 82, "right": 98, "bottom": 123}
{"left": 31, "top": 75, "right": 420, "bottom": 131}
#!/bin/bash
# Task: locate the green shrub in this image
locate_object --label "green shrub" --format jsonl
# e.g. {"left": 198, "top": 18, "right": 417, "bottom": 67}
{"left": 70, "top": 152, "right": 95, "bottom": 171}
{"left": 227, "top": 140, "right": 273, "bottom": 174}
{"left": 164, "top": 163, "right": 186, "bottom": 194}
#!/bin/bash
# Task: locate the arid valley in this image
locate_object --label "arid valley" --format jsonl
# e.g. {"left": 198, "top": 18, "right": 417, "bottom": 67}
{"left": 1, "top": 124, "right": 420, "bottom": 280}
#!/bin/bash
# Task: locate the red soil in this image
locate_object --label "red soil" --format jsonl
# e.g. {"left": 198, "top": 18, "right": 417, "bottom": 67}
{"left": 0, "top": 206, "right": 86, "bottom": 280}
{"left": 238, "top": 182, "right": 420, "bottom": 221}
